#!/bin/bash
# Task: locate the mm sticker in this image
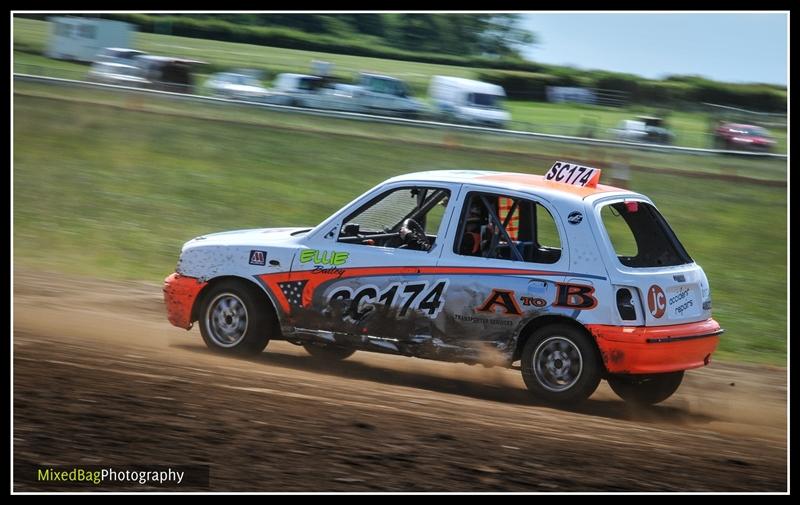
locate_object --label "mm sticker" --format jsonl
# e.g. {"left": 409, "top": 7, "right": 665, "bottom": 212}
{"left": 647, "top": 285, "right": 666, "bottom": 318}
{"left": 249, "top": 250, "right": 267, "bottom": 266}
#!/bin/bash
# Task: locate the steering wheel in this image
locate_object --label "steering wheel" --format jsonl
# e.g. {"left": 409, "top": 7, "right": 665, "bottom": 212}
{"left": 399, "top": 218, "right": 431, "bottom": 251}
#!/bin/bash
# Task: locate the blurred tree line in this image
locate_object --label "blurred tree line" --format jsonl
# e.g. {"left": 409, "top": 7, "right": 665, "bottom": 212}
{"left": 165, "top": 14, "right": 536, "bottom": 58}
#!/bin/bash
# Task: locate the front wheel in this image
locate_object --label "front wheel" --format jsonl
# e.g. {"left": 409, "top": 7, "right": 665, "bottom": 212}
{"left": 198, "top": 280, "right": 275, "bottom": 355}
{"left": 521, "top": 324, "right": 601, "bottom": 404}
{"left": 303, "top": 343, "right": 356, "bottom": 361}
{"left": 607, "top": 371, "right": 684, "bottom": 405}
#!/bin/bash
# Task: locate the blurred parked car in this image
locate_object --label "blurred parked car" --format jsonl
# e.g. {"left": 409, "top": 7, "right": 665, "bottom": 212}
{"left": 271, "top": 73, "right": 325, "bottom": 106}
{"left": 272, "top": 72, "right": 426, "bottom": 118}
{"left": 612, "top": 116, "right": 675, "bottom": 145}
{"left": 133, "top": 55, "right": 206, "bottom": 94}
{"left": 302, "top": 83, "right": 364, "bottom": 112}
{"left": 713, "top": 123, "right": 775, "bottom": 152}
{"left": 87, "top": 61, "right": 149, "bottom": 87}
{"left": 205, "top": 72, "right": 273, "bottom": 102}
{"left": 353, "top": 73, "right": 426, "bottom": 118}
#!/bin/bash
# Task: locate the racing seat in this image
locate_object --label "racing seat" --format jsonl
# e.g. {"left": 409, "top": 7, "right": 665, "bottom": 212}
{"left": 459, "top": 231, "right": 482, "bottom": 256}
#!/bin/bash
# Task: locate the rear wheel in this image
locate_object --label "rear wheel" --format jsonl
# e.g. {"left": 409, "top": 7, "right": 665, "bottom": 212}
{"left": 607, "top": 371, "right": 684, "bottom": 405}
{"left": 198, "top": 280, "right": 275, "bottom": 355}
{"left": 303, "top": 343, "right": 356, "bottom": 361}
{"left": 521, "top": 324, "right": 601, "bottom": 404}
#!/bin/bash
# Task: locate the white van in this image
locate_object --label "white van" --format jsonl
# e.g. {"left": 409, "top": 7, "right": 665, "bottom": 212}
{"left": 429, "top": 76, "right": 510, "bottom": 128}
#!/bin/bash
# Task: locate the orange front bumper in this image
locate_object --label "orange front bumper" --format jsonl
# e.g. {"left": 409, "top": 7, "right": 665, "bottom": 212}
{"left": 587, "top": 319, "right": 723, "bottom": 375}
{"left": 163, "top": 273, "right": 207, "bottom": 329}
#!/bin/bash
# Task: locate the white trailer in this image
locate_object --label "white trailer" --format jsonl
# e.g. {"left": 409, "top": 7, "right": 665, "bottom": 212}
{"left": 46, "top": 17, "right": 135, "bottom": 62}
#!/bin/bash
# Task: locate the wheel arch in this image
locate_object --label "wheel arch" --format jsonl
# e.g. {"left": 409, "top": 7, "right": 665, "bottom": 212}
{"left": 191, "top": 275, "right": 285, "bottom": 330}
{"left": 513, "top": 315, "right": 602, "bottom": 367}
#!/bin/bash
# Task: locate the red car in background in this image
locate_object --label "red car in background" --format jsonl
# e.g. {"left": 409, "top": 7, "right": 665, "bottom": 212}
{"left": 714, "top": 123, "right": 776, "bottom": 152}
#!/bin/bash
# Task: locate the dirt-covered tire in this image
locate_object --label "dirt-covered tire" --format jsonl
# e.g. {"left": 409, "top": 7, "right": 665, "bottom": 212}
{"left": 607, "top": 371, "right": 684, "bottom": 405}
{"left": 198, "top": 279, "right": 276, "bottom": 355}
{"left": 521, "top": 324, "right": 602, "bottom": 404}
{"left": 303, "top": 343, "right": 356, "bottom": 361}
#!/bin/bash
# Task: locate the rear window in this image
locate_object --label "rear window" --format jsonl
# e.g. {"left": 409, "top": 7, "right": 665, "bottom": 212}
{"left": 600, "top": 201, "right": 692, "bottom": 268}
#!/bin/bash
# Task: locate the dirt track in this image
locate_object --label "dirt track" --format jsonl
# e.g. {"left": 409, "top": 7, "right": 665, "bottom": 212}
{"left": 13, "top": 269, "right": 787, "bottom": 492}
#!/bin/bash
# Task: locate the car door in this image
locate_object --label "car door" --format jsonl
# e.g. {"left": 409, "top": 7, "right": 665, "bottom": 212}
{"left": 433, "top": 185, "right": 575, "bottom": 355}
{"left": 289, "top": 182, "right": 459, "bottom": 345}
{"left": 357, "top": 75, "right": 380, "bottom": 112}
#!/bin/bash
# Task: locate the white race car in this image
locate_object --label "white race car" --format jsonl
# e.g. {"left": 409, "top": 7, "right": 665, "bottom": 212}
{"left": 164, "top": 163, "right": 722, "bottom": 405}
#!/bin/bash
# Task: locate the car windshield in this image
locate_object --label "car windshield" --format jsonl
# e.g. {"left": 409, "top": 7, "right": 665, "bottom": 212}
{"left": 745, "top": 126, "right": 769, "bottom": 137}
{"left": 639, "top": 117, "right": 664, "bottom": 127}
{"left": 468, "top": 93, "right": 502, "bottom": 108}
{"left": 298, "top": 77, "right": 319, "bottom": 90}
{"left": 600, "top": 201, "right": 692, "bottom": 268}
{"left": 230, "top": 75, "right": 259, "bottom": 86}
{"left": 394, "top": 81, "right": 410, "bottom": 98}
{"left": 367, "top": 77, "right": 409, "bottom": 97}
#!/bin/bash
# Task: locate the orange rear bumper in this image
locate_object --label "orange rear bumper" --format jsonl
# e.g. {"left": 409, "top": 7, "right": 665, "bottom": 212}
{"left": 586, "top": 319, "right": 722, "bottom": 375}
{"left": 163, "top": 273, "right": 207, "bottom": 329}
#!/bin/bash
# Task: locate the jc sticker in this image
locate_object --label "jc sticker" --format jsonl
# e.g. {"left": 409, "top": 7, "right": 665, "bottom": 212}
{"left": 647, "top": 285, "right": 666, "bottom": 318}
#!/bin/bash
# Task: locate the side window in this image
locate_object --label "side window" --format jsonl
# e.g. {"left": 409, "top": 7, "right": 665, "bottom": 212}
{"left": 601, "top": 205, "right": 638, "bottom": 258}
{"left": 361, "top": 76, "right": 373, "bottom": 90}
{"left": 372, "top": 78, "right": 389, "bottom": 94}
{"left": 537, "top": 205, "right": 561, "bottom": 250}
{"left": 338, "top": 186, "right": 451, "bottom": 252}
{"left": 454, "top": 192, "right": 562, "bottom": 264}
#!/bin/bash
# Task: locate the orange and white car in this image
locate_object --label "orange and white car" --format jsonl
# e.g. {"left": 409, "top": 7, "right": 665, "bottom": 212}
{"left": 164, "top": 162, "right": 722, "bottom": 405}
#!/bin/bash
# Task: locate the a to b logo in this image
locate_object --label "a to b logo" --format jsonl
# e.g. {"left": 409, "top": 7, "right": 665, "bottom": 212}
{"left": 554, "top": 283, "right": 597, "bottom": 310}
{"left": 476, "top": 289, "right": 522, "bottom": 316}
{"left": 647, "top": 285, "right": 666, "bottom": 318}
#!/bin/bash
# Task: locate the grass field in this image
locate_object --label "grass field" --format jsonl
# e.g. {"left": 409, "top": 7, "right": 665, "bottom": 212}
{"left": 13, "top": 86, "right": 786, "bottom": 365}
{"left": 13, "top": 17, "right": 787, "bottom": 153}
